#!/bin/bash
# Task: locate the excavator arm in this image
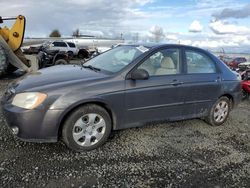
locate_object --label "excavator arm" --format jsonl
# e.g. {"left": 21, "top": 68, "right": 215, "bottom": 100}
{"left": 0, "top": 15, "right": 38, "bottom": 75}
{"left": 0, "top": 15, "right": 26, "bottom": 51}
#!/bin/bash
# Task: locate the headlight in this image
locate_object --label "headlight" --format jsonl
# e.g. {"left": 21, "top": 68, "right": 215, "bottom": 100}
{"left": 12, "top": 92, "right": 47, "bottom": 110}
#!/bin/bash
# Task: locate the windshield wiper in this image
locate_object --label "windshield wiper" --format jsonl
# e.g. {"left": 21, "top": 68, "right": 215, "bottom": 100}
{"left": 82, "top": 65, "right": 101, "bottom": 72}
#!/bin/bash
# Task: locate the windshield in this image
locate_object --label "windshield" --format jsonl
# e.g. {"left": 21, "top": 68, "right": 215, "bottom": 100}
{"left": 84, "top": 45, "right": 149, "bottom": 73}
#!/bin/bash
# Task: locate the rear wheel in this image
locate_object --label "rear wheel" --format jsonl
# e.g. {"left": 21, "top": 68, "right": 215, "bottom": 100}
{"left": 242, "top": 89, "right": 249, "bottom": 100}
{"left": 67, "top": 51, "right": 74, "bottom": 59}
{"left": 55, "top": 59, "right": 68, "bottom": 65}
{"left": 78, "top": 49, "right": 89, "bottom": 59}
{"left": 62, "top": 105, "right": 112, "bottom": 151}
{"left": 205, "top": 97, "right": 231, "bottom": 126}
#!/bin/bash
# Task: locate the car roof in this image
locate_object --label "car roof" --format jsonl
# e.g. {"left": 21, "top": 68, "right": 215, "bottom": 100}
{"left": 119, "top": 43, "right": 208, "bottom": 51}
{"left": 234, "top": 57, "right": 246, "bottom": 59}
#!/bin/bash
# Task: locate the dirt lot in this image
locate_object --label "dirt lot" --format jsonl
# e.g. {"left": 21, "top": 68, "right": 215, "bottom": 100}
{"left": 0, "top": 75, "right": 250, "bottom": 188}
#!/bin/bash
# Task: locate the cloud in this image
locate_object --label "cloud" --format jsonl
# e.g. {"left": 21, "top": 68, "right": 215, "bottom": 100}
{"left": 195, "top": 0, "right": 234, "bottom": 8}
{"left": 212, "top": 4, "right": 250, "bottom": 19}
{"left": 163, "top": 31, "right": 250, "bottom": 52}
{"left": 165, "top": 34, "right": 178, "bottom": 41}
{"left": 209, "top": 20, "right": 250, "bottom": 35}
{"left": 148, "top": 25, "right": 165, "bottom": 42}
{"left": 1, "top": 0, "right": 250, "bottom": 52}
{"left": 179, "top": 39, "right": 192, "bottom": 46}
{"left": 0, "top": 0, "right": 152, "bottom": 37}
{"left": 189, "top": 20, "right": 203, "bottom": 33}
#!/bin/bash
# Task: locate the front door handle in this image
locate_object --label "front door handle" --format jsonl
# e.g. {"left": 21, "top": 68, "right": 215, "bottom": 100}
{"left": 170, "top": 81, "right": 184, "bottom": 86}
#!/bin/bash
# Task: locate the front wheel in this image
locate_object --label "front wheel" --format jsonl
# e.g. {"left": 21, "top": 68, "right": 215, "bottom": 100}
{"left": 62, "top": 105, "right": 112, "bottom": 151}
{"left": 205, "top": 97, "right": 231, "bottom": 126}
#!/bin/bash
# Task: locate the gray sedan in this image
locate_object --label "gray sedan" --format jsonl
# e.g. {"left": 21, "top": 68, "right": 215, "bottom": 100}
{"left": 2, "top": 44, "right": 241, "bottom": 151}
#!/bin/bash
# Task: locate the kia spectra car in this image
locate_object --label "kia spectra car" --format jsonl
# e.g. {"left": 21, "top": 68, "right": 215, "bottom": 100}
{"left": 2, "top": 44, "right": 241, "bottom": 151}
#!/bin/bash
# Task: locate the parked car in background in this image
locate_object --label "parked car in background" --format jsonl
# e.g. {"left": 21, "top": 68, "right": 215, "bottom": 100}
{"left": 37, "top": 49, "right": 69, "bottom": 68}
{"left": 22, "top": 45, "right": 42, "bottom": 55}
{"left": 218, "top": 56, "right": 233, "bottom": 66}
{"left": 238, "top": 62, "right": 250, "bottom": 72}
{"left": 228, "top": 57, "right": 247, "bottom": 70}
{"left": 44, "top": 41, "right": 79, "bottom": 58}
{"left": 241, "top": 69, "right": 250, "bottom": 99}
{"left": 2, "top": 44, "right": 241, "bottom": 151}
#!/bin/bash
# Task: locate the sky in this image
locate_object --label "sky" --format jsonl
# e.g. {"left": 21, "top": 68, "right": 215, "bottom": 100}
{"left": 1, "top": 0, "right": 250, "bottom": 52}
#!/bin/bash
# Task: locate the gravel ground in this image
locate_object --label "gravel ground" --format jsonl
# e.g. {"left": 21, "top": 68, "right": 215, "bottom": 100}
{"left": 0, "top": 75, "right": 250, "bottom": 188}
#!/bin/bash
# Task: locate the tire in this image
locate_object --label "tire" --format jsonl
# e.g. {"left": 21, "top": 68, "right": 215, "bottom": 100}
{"left": 6, "top": 63, "right": 18, "bottom": 74}
{"left": 205, "top": 96, "right": 231, "bottom": 126}
{"left": 54, "top": 59, "right": 68, "bottom": 65}
{"left": 62, "top": 104, "right": 112, "bottom": 151}
{"left": 242, "top": 89, "right": 249, "bottom": 100}
{"left": 78, "top": 49, "right": 89, "bottom": 59}
{"left": 0, "top": 63, "right": 18, "bottom": 76}
{"left": 67, "top": 51, "right": 74, "bottom": 59}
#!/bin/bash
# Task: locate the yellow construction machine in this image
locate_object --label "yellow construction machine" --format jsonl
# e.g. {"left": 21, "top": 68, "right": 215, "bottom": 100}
{"left": 0, "top": 15, "right": 38, "bottom": 76}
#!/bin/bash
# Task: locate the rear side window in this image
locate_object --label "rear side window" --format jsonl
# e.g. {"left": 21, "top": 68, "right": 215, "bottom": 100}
{"left": 235, "top": 58, "right": 246, "bottom": 62}
{"left": 67, "top": 42, "right": 76, "bottom": 48}
{"left": 53, "top": 42, "right": 67, "bottom": 47}
{"left": 186, "top": 50, "right": 216, "bottom": 74}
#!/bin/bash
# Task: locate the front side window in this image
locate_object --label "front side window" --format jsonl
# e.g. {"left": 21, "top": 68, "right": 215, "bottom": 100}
{"left": 138, "top": 48, "right": 180, "bottom": 76}
{"left": 186, "top": 50, "right": 216, "bottom": 74}
{"left": 84, "top": 45, "right": 149, "bottom": 73}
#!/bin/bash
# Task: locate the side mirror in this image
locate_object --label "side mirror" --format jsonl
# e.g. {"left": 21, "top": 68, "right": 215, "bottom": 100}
{"left": 130, "top": 69, "right": 149, "bottom": 80}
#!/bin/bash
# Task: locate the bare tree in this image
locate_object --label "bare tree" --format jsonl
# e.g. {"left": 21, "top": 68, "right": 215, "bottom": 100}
{"left": 149, "top": 25, "right": 164, "bottom": 42}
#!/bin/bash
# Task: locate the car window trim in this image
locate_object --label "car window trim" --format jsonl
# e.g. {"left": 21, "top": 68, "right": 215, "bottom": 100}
{"left": 183, "top": 47, "right": 221, "bottom": 74}
{"left": 125, "top": 46, "right": 183, "bottom": 80}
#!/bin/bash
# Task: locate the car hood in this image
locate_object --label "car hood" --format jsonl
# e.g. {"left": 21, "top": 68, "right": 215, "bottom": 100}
{"left": 13, "top": 65, "right": 108, "bottom": 92}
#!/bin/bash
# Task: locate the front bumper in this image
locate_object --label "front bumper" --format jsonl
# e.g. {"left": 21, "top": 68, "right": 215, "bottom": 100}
{"left": 2, "top": 103, "right": 63, "bottom": 143}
